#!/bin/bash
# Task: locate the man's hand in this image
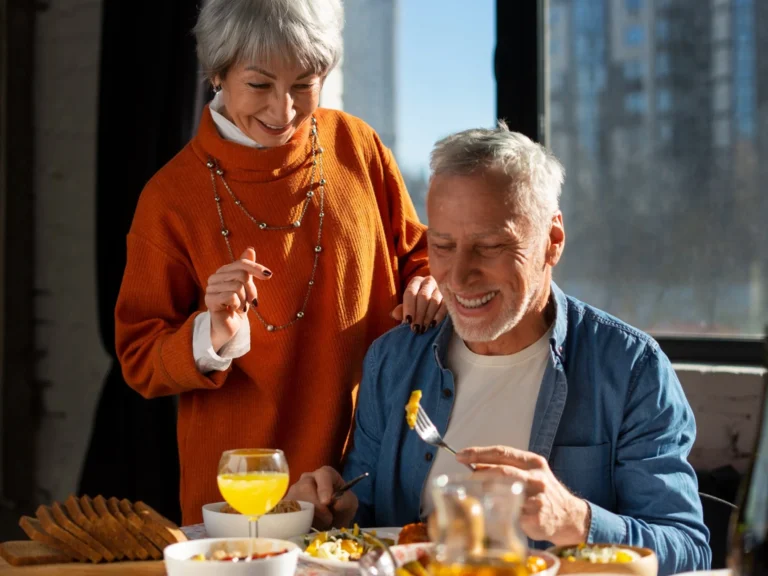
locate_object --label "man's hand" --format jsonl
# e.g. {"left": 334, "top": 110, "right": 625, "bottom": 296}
{"left": 284, "top": 466, "right": 358, "bottom": 530}
{"left": 457, "top": 446, "right": 590, "bottom": 545}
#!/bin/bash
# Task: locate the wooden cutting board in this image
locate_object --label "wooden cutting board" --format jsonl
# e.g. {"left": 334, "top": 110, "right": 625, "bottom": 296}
{"left": 0, "top": 542, "right": 165, "bottom": 574}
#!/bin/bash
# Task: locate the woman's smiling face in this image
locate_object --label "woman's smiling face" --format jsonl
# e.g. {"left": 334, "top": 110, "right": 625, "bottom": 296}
{"left": 216, "top": 59, "right": 323, "bottom": 147}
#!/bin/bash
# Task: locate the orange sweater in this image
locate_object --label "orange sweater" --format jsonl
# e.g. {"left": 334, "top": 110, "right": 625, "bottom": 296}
{"left": 115, "top": 106, "right": 429, "bottom": 525}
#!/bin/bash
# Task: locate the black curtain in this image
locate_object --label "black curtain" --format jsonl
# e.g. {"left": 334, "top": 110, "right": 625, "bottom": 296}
{"left": 78, "top": 0, "right": 202, "bottom": 525}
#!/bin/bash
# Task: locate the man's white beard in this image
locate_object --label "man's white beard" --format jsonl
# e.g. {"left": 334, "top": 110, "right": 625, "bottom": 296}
{"left": 446, "top": 280, "right": 541, "bottom": 344}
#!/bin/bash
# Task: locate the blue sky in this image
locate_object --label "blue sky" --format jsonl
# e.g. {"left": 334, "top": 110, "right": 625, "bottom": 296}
{"left": 395, "top": 0, "right": 496, "bottom": 175}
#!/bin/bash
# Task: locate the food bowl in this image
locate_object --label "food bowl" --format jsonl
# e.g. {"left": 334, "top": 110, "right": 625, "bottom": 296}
{"left": 547, "top": 544, "right": 658, "bottom": 576}
{"left": 164, "top": 537, "right": 299, "bottom": 576}
{"left": 202, "top": 501, "right": 314, "bottom": 539}
{"left": 389, "top": 543, "right": 560, "bottom": 576}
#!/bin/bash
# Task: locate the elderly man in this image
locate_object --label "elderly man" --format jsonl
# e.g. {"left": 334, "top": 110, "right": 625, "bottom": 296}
{"left": 286, "top": 123, "right": 711, "bottom": 575}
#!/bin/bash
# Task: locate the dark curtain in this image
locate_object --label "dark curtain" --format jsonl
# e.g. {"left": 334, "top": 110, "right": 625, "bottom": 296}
{"left": 78, "top": 0, "right": 202, "bottom": 525}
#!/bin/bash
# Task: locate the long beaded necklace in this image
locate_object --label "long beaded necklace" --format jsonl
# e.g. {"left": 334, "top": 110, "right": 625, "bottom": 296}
{"left": 205, "top": 116, "right": 325, "bottom": 333}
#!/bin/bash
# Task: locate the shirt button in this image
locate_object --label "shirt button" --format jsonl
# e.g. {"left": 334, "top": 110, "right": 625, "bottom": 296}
{"left": 425, "top": 452, "right": 433, "bottom": 462}
{"left": 442, "top": 388, "right": 453, "bottom": 398}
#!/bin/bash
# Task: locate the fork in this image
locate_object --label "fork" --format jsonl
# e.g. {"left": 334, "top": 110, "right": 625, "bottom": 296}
{"left": 414, "top": 404, "right": 476, "bottom": 471}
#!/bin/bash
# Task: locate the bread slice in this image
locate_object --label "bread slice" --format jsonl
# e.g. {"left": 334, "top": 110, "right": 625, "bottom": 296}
{"left": 92, "top": 495, "right": 150, "bottom": 560}
{"left": 119, "top": 498, "right": 169, "bottom": 552}
{"left": 0, "top": 540, "right": 72, "bottom": 566}
{"left": 133, "top": 501, "right": 187, "bottom": 546}
{"left": 81, "top": 495, "right": 138, "bottom": 561}
{"left": 18, "top": 516, "right": 86, "bottom": 562}
{"left": 51, "top": 502, "right": 115, "bottom": 562}
{"left": 35, "top": 505, "right": 102, "bottom": 563}
{"left": 107, "top": 497, "right": 161, "bottom": 560}
{"left": 65, "top": 494, "right": 125, "bottom": 560}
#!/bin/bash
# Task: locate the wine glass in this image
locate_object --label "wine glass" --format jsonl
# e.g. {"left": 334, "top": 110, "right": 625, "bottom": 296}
{"left": 217, "top": 449, "right": 289, "bottom": 543}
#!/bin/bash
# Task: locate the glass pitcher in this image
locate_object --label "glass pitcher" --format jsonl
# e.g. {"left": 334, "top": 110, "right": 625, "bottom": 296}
{"left": 429, "top": 474, "right": 530, "bottom": 576}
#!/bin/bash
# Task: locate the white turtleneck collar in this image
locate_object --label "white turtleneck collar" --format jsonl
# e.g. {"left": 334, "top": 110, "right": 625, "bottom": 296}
{"left": 209, "top": 91, "right": 265, "bottom": 149}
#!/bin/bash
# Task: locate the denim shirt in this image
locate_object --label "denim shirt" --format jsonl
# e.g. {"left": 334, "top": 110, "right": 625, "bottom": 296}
{"left": 342, "top": 282, "right": 711, "bottom": 576}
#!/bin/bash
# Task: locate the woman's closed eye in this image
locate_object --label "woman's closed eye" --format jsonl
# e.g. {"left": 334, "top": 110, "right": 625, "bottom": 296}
{"left": 247, "top": 82, "right": 271, "bottom": 90}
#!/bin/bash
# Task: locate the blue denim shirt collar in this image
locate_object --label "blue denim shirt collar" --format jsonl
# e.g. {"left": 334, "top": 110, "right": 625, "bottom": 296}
{"left": 431, "top": 280, "right": 569, "bottom": 367}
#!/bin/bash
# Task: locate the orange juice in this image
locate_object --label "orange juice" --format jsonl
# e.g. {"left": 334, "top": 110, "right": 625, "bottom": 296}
{"left": 217, "top": 472, "right": 289, "bottom": 517}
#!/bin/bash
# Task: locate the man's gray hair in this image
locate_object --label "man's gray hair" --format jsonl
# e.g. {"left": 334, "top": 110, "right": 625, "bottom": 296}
{"left": 194, "top": 0, "right": 343, "bottom": 81}
{"left": 430, "top": 121, "right": 565, "bottom": 233}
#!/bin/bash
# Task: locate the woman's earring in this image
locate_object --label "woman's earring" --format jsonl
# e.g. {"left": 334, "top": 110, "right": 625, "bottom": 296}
{"left": 213, "top": 84, "right": 222, "bottom": 93}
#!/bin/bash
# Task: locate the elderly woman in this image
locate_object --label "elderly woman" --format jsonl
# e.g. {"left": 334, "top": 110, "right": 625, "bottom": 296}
{"left": 115, "top": 0, "right": 444, "bottom": 525}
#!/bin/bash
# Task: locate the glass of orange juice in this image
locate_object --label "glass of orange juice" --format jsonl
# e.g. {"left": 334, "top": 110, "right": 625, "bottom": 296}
{"left": 217, "top": 448, "right": 289, "bottom": 540}
{"left": 429, "top": 474, "right": 529, "bottom": 576}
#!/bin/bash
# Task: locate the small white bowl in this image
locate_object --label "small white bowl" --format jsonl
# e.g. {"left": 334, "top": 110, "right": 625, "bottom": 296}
{"left": 164, "top": 537, "right": 299, "bottom": 576}
{"left": 202, "top": 501, "right": 314, "bottom": 540}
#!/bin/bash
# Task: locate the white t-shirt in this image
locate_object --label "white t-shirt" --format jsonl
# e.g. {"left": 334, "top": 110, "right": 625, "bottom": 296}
{"left": 421, "top": 326, "right": 553, "bottom": 513}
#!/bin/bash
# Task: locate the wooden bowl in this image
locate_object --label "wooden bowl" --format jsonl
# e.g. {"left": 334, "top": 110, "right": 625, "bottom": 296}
{"left": 546, "top": 544, "right": 657, "bottom": 576}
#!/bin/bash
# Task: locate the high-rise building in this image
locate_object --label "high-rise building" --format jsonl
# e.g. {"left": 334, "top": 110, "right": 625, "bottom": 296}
{"left": 549, "top": 0, "right": 766, "bottom": 333}
{"left": 334, "top": 0, "right": 397, "bottom": 151}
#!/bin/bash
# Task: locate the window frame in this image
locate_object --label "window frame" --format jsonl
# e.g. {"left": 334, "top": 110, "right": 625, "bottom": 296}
{"left": 496, "top": 0, "right": 764, "bottom": 366}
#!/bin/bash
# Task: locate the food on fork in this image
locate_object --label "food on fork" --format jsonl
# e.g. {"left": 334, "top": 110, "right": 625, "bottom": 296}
{"left": 405, "top": 390, "right": 422, "bottom": 429}
{"left": 220, "top": 499, "right": 301, "bottom": 515}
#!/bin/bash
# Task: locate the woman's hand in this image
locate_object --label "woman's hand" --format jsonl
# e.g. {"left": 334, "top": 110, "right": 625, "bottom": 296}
{"left": 204, "top": 247, "right": 272, "bottom": 351}
{"left": 391, "top": 276, "right": 447, "bottom": 333}
{"left": 284, "top": 466, "right": 358, "bottom": 530}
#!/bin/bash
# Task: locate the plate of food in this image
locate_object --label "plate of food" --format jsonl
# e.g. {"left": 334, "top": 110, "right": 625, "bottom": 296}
{"left": 547, "top": 543, "right": 658, "bottom": 575}
{"left": 290, "top": 524, "right": 401, "bottom": 571}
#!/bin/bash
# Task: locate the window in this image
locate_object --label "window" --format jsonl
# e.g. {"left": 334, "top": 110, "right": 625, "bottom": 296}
{"left": 544, "top": 0, "right": 767, "bottom": 340}
{"left": 655, "top": 52, "right": 670, "bottom": 77}
{"left": 659, "top": 122, "right": 672, "bottom": 142}
{"left": 713, "top": 118, "right": 731, "bottom": 147}
{"left": 655, "top": 19, "right": 670, "bottom": 41}
{"left": 623, "top": 59, "right": 644, "bottom": 80}
{"left": 713, "top": 10, "right": 730, "bottom": 42}
{"left": 550, "top": 102, "right": 564, "bottom": 124}
{"left": 713, "top": 47, "right": 730, "bottom": 77}
{"left": 656, "top": 89, "right": 672, "bottom": 112}
{"left": 624, "top": 92, "right": 648, "bottom": 113}
{"left": 337, "top": 0, "right": 495, "bottom": 223}
{"left": 625, "top": 24, "right": 645, "bottom": 46}
{"left": 713, "top": 83, "right": 730, "bottom": 112}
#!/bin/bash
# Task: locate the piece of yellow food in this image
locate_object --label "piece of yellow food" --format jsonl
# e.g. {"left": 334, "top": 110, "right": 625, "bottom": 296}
{"left": 526, "top": 555, "right": 548, "bottom": 573}
{"left": 405, "top": 390, "right": 422, "bottom": 429}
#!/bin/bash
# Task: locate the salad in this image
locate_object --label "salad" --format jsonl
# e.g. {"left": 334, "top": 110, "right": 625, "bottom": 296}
{"left": 558, "top": 543, "right": 640, "bottom": 563}
{"left": 302, "top": 525, "right": 395, "bottom": 562}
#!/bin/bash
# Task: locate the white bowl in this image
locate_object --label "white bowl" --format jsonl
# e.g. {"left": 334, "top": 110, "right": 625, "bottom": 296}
{"left": 202, "top": 501, "right": 314, "bottom": 539}
{"left": 164, "top": 537, "right": 299, "bottom": 576}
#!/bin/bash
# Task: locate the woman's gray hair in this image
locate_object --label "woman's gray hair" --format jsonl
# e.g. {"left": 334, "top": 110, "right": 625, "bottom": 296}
{"left": 194, "top": 0, "right": 343, "bottom": 81}
{"left": 430, "top": 121, "right": 565, "bottom": 234}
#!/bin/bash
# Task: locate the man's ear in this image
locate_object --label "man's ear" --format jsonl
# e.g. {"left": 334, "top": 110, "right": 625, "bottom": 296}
{"left": 546, "top": 212, "right": 565, "bottom": 267}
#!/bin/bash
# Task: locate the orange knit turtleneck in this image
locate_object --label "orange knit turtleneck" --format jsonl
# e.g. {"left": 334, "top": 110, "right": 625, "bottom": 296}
{"left": 115, "top": 106, "right": 429, "bottom": 525}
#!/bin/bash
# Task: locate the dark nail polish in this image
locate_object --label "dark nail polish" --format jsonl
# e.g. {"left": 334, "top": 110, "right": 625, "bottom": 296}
{"left": 405, "top": 315, "right": 413, "bottom": 325}
{"left": 412, "top": 324, "right": 421, "bottom": 333}
{"left": 252, "top": 298, "right": 258, "bottom": 308}
{"left": 263, "top": 269, "right": 272, "bottom": 277}
{"left": 429, "top": 320, "right": 437, "bottom": 329}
